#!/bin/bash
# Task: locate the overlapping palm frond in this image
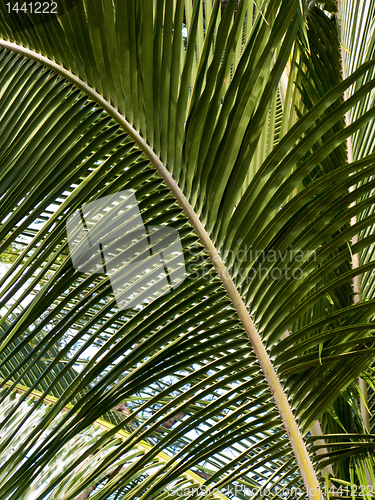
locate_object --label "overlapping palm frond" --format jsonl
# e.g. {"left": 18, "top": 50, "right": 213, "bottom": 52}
{"left": 1, "top": 1, "right": 375, "bottom": 499}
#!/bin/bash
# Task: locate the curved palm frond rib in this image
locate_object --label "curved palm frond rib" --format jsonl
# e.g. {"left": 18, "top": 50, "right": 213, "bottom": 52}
{"left": 1, "top": 1, "right": 375, "bottom": 499}
{"left": 0, "top": 40, "right": 321, "bottom": 499}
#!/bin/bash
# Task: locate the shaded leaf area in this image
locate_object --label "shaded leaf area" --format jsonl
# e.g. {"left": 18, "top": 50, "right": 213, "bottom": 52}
{"left": 341, "top": 0, "right": 375, "bottom": 304}
{"left": 241, "top": 6, "right": 375, "bottom": 438}
{"left": 284, "top": 3, "right": 375, "bottom": 484}
{"left": 271, "top": 6, "right": 354, "bottom": 443}
{"left": 307, "top": 432, "right": 375, "bottom": 479}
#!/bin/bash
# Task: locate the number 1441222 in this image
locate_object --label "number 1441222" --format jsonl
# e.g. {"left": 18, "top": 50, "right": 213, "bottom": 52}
{"left": 6, "top": 2, "right": 58, "bottom": 14}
